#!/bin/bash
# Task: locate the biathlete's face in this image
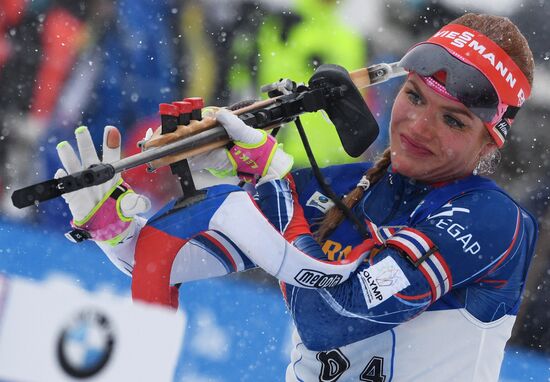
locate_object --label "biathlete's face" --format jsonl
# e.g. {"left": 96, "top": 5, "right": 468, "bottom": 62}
{"left": 389, "top": 73, "right": 496, "bottom": 183}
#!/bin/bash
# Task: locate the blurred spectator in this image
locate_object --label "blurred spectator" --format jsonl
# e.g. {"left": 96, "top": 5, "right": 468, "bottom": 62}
{"left": 0, "top": 0, "right": 88, "bottom": 219}
{"left": 37, "top": 0, "right": 183, "bottom": 222}
{"left": 226, "top": 0, "right": 367, "bottom": 168}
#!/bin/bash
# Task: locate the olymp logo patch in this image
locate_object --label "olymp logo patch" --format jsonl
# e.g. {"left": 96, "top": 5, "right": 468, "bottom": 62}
{"left": 358, "top": 256, "right": 410, "bottom": 308}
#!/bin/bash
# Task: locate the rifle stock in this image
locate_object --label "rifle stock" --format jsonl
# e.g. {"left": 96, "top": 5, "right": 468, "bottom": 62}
{"left": 141, "top": 98, "right": 279, "bottom": 169}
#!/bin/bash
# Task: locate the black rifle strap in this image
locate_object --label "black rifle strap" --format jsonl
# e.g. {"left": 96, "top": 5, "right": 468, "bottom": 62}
{"left": 293, "top": 116, "right": 370, "bottom": 239}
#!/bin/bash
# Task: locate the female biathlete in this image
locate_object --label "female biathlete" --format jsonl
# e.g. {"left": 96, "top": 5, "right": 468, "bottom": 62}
{"left": 55, "top": 13, "right": 537, "bottom": 382}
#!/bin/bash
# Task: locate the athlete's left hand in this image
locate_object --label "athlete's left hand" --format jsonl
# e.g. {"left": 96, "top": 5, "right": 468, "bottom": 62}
{"left": 56, "top": 125, "right": 151, "bottom": 244}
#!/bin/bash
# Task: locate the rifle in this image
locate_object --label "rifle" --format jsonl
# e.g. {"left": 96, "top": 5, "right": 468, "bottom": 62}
{"left": 11, "top": 62, "right": 406, "bottom": 210}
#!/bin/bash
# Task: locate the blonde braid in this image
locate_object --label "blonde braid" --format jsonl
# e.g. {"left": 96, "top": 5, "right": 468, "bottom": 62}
{"left": 314, "top": 147, "right": 392, "bottom": 243}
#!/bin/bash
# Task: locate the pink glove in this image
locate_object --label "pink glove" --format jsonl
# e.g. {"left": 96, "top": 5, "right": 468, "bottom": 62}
{"left": 217, "top": 110, "right": 293, "bottom": 185}
{"left": 56, "top": 126, "right": 151, "bottom": 245}
{"left": 227, "top": 131, "right": 277, "bottom": 183}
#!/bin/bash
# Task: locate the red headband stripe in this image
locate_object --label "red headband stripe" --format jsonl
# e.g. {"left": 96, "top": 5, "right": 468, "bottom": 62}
{"left": 426, "top": 24, "right": 531, "bottom": 108}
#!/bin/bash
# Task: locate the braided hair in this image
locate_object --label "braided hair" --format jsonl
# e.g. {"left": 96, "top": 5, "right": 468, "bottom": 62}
{"left": 314, "top": 147, "right": 392, "bottom": 242}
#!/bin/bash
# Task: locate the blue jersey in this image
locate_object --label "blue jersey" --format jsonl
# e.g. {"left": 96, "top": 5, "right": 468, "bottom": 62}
{"left": 255, "top": 163, "right": 537, "bottom": 381}
{"left": 99, "top": 163, "right": 537, "bottom": 381}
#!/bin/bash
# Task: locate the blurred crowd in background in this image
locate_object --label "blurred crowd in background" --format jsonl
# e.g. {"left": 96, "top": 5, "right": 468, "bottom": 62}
{"left": 1, "top": 0, "right": 549, "bottom": 358}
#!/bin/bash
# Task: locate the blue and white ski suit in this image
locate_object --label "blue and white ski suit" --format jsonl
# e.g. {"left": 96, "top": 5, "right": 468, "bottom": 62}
{"left": 102, "top": 163, "right": 537, "bottom": 381}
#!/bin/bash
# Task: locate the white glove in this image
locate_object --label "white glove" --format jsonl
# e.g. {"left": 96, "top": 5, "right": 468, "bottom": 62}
{"left": 188, "top": 109, "right": 293, "bottom": 185}
{"left": 56, "top": 125, "right": 151, "bottom": 245}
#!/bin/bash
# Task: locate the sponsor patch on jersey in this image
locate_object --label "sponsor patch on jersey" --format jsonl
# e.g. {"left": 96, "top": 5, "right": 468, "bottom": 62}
{"left": 357, "top": 256, "right": 410, "bottom": 309}
{"left": 427, "top": 202, "right": 470, "bottom": 220}
{"left": 306, "top": 191, "right": 335, "bottom": 214}
{"left": 294, "top": 269, "right": 343, "bottom": 288}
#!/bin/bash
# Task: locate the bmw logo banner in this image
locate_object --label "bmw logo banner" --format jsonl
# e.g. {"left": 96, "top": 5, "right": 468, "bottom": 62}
{"left": 0, "top": 275, "right": 185, "bottom": 382}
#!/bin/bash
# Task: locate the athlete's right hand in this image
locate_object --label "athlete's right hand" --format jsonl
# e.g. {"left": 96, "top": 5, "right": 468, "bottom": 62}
{"left": 189, "top": 109, "right": 293, "bottom": 185}
{"left": 56, "top": 126, "right": 151, "bottom": 245}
